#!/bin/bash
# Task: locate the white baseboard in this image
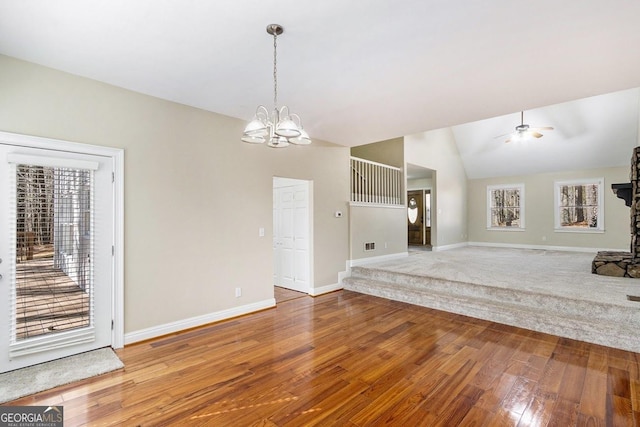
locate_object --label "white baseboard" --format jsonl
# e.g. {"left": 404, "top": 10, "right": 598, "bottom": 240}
{"left": 468, "top": 241, "right": 626, "bottom": 253}
{"left": 349, "top": 252, "right": 409, "bottom": 267}
{"left": 432, "top": 242, "right": 469, "bottom": 252}
{"left": 124, "top": 298, "right": 276, "bottom": 345}
{"left": 338, "top": 266, "right": 350, "bottom": 284}
{"left": 310, "top": 283, "right": 343, "bottom": 296}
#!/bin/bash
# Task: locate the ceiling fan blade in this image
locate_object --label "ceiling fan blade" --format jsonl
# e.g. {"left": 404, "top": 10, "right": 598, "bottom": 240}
{"left": 531, "top": 126, "right": 554, "bottom": 131}
{"left": 494, "top": 112, "right": 553, "bottom": 140}
{"left": 494, "top": 132, "right": 513, "bottom": 139}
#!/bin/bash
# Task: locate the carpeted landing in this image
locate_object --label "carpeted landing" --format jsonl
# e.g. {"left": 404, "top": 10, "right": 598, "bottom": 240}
{"left": 343, "top": 246, "right": 640, "bottom": 353}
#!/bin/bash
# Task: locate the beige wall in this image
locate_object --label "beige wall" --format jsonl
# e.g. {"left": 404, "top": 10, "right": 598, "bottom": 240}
{"left": 349, "top": 137, "right": 407, "bottom": 260}
{"left": 468, "top": 166, "right": 629, "bottom": 250}
{"left": 0, "top": 55, "right": 350, "bottom": 335}
{"left": 351, "top": 137, "right": 404, "bottom": 168}
{"left": 349, "top": 206, "right": 407, "bottom": 260}
{"left": 405, "top": 128, "right": 468, "bottom": 249}
{"left": 408, "top": 178, "right": 433, "bottom": 190}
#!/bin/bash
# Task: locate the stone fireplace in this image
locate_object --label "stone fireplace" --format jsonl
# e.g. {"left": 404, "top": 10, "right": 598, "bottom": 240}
{"left": 592, "top": 146, "right": 640, "bottom": 277}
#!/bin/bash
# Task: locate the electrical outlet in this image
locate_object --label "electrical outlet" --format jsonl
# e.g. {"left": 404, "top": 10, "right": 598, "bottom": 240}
{"left": 235, "top": 287, "right": 242, "bottom": 298}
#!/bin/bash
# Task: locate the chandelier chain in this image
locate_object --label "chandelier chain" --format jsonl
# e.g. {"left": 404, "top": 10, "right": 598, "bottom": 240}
{"left": 242, "top": 23, "right": 311, "bottom": 147}
{"left": 273, "top": 30, "right": 278, "bottom": 110}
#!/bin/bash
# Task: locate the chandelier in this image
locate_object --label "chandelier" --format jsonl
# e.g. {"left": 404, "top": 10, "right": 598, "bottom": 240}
{"left": 242, "top": 24, "right": 311, "bottom": 148}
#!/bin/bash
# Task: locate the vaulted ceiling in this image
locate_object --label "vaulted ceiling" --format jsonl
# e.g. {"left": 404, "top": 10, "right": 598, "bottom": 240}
{"left": 452, "top": 88, "right": 640, "bottom": 179}
{"left": 1, "top": 1, "right": 639, "bottom": 177}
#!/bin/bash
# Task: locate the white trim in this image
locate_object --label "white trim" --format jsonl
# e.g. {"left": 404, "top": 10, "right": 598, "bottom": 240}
{"left": 0, "top": 130, "right": 125, "bottom": 350}
{"left": 349, "top": 252, "right": 408, "bottom": 267}
{"left": 272, "top": 177, "right": 313, "bottom": 295}
{"left": 554, "top": 178, "right": 604, "bottom": 232}
{"left": 553, "top": 228, "right": 605, "bottom": 234}
{"left": 487, "top": 183, "right": 525, "bottom": 230}
{"left": 7, "top": 153, "right": 99, "bottom": 170}
{"left": 432, "top": 242, "right": 469, "bottom": 252}
{"left": 349, "top": 202, "right": 405, "bottom": 209}
{"left": 0, "top": 131, "right": 122, "bottom": 157}
{"left": 350, "top": 156, "right": 403, "bottom": 171}
{"left": 338, "top": 262, "right": 351, "bottom": 284}
{"left": 305, "top": 270, "right": 347, "bottom": 302}
{"left": 468, "top": 241, "right": 626, "bottom": 253}
{"left": 9, "top": 328, "right": 95, "bottom": 358}
{"left": 310, "top": 283, "right": 343, "bottom": 296}
{"left": 112, "top": 149, "right": 125, "bottom": 349}
{"left": 124, "top": 298, "right": 276, "bottom": 345}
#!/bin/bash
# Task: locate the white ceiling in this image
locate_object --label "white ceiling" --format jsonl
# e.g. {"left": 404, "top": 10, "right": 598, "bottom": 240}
{"left": 452, "top": 88, "right": 640, "bottom": 179}
{"left": 1, "top": 0, "right": 639, "bottom": 177}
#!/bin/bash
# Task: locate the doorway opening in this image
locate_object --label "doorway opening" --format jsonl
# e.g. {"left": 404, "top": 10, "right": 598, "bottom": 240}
{"left": 406, "top": 164, "right": 435, "bottom": 251}
{"left": 0, "top": 132, "right": 124, "bottom": 374}
{"left": 272, "top": 177, "right": 313, "bottom": 301}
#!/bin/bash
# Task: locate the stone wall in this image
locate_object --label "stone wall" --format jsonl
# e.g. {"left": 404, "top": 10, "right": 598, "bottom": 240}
{"left": 593, "top": 146, "right": 639, "bottom": 278}
{"left": 632, "top": 146, "right": 640, "bottom": 259}
{"left": 592, "top": 251, "right": 639, "bottom": 277}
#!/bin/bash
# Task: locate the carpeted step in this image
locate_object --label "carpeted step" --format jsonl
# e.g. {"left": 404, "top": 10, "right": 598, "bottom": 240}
{"left": 348, "top": 266, "right": 640, "bottom": 325}
{"left": 343, "top": 271, "right": 640, "bottom": 353}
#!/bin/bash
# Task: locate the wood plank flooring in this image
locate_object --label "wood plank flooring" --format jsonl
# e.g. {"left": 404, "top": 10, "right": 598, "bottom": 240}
{"left": 16, "top": 257, "right": 89, "bottom": 339}
{"left": 274, "top": 286, "right": 308, "bottom": 304}
{"left": 6, "top": 290, "right": 640, "bottom": 426}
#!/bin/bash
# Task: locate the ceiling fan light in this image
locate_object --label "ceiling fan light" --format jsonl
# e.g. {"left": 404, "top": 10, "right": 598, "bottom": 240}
{"left": 274, "top": 117, "right": 302, "bottom": 138}
{"left": 514, "top": 131, "right": 532, "bottom": 142}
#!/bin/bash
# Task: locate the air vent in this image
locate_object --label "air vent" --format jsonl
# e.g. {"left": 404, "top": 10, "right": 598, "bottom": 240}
{"left": 364, "top": 242, "right": 375, "bottom": 251}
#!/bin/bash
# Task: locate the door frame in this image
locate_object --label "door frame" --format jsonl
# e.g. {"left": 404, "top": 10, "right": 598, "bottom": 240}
{"left": 407, "top": 189, "right": 425, "bottom": 245}
{"left": 272, "top": 177, "right": 313, "bottom": 294}
{"left": 424, "top": 189, "right": 432, "bottom": 246}
{"left": 0, "top": 131, "right": 124, "bottom": 349}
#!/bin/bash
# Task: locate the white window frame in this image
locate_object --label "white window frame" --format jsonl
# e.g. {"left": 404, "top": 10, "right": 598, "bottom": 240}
{"left": 0, "top": 131, "right": 124, "bottom": 349}
{"left": 554, "top": 178, "right": 604, "bottom": 233}
{"left": 486, "top": 184, "right": 525, "bottom": 231}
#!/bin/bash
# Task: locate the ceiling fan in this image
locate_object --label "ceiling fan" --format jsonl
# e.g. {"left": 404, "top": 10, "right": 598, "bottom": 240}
{"left": 496, "top": 111, "right": 554, "bottom": 143}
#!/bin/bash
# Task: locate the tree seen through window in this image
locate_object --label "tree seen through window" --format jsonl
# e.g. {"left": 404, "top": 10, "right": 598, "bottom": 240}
{"left": 558, "top": 183, "right": 599, "bottom": 228}
{"left": 488, "top": 185, "right": 523, "bottom": 228}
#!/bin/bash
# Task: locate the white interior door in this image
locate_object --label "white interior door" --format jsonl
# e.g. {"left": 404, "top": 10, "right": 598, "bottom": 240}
{"left": 273, "top": 178, "right": 310, "bottom": 293}
{"left": 0, "top": 143, "right": 114, "bottom": 373}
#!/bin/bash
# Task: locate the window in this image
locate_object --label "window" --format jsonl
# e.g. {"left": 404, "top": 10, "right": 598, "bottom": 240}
{"left": 555, "top": 178, "right": 604, "bottom": 232}
{"left": 407, "top": 197, "right": 419, "bottom": 224}
{"left": 487, "top": 184, "right": 525, "bottom": 230}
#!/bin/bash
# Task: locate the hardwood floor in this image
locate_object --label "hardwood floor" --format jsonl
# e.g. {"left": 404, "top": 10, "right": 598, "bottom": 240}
{"left": 274, "top": 286, "right": 308, "bottom": 304}
{"left": 6, "top": 290, "right": 640, "bottom": 426}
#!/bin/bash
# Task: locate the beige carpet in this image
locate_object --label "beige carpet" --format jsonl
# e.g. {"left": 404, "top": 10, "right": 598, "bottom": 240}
{"left": 377, "top": 246, "right": 638, "bottom": 305}
{"left": 344, "top": 246, "right": 640, "bottom": 352}
{"left": 0, "top": 347, "right": 123, "bottom": 403}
